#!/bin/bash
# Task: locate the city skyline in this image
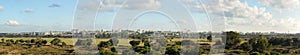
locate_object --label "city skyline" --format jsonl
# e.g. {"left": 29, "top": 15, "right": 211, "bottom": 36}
{"left": 1, "top": 0, "right": 300, "bottom": 33}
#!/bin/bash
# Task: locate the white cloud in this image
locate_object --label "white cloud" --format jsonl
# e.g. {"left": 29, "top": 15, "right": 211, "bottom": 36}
{"left": 0, "top": 5, "right": 3, "bottom": 11}
{"left": 24, "top": 8, "right": 33, "bottom": 13}
{"left": 260, "top": 0, "right": 300, "bottom": 9}
{"left": 80, "top": 0, "right": 161, "bottom": 12}
{"left": 183, "top": 0, "right": 300, "bottom": 32}
{"left": 122, "top": 0, "right": 160, "bottom": 10}
{"left": 5, "top": 20, "right": 20, "bottom": 26}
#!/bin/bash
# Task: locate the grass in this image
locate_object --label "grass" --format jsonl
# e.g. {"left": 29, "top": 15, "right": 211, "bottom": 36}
{"left": 2, "top": 38, "right": 134, "bottom": 46}
{"left": 2, "top": 38, "right": 210, "bottom": 46}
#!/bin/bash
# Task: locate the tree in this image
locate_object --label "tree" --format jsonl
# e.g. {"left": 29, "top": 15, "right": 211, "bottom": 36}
{"left": 292, "top": 38, "right": 299, "bottom": 46}
{"left": 165, "top": 45, "right": 181, "bottom": 55}
{"left": 98, "top": 41, "right": 112, "bottom": 48}
{"left": 30, "top": 39, "right": 36, "bottom": 43}
{"left": 239, "top": 42, "right": 252, "bottom": 52}
{"left": 50, "top": 38, "right": 61, "bottom": 45}
{"left": 41, "top": 40, "right": 47, "bottom": 45}
{"left": 111, "top": 47, "right": 117, "bottom": 53}
{"left": 284, "top": 38, "right": 293, "bottom": 46}
{"left": 6, "top": 39, "right": 14, "bottom": 43}
{"left": 5, "top": 39, "right": 14, "bottom": 46}
{"left": 129, "top": 40, "right": 140, "bottom": 47}
{"left": 19, "top": 39, "right": 25, "bottom": 43}
{"left": 35, "top": 38, "right": 44, "bottom": 47}
{"left": 249, "top": 35, "right": 269, "bottom": 53}
{"left": 207, "top": 35, "right": 212, "bottom": 42}
{"left": 224, "top": 31, "right": 241, "bottom": 49}
{"left": 132, "top": 46, "right": 150, "bottom": 54}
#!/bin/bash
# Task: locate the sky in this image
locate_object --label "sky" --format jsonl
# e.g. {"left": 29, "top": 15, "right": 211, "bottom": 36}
{"left": 0, "top": 0, "right": 300, "bottom": 33}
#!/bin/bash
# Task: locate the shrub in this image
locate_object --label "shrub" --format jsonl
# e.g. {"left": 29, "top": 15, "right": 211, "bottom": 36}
{"left": 98, "top": 41, "right": 112, "bottom": 48}
{"left": 129, "top": 40, "right": 140, "bottom": 47}
{"left": 41, "top": 40, "right": 47, "bottom": 45}
{"left": 50, "top": 38, "right": 61, "bottom": 45}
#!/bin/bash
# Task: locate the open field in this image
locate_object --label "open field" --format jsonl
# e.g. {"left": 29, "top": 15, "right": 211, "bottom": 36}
{"left": 3, "top": 38, "right": 133, "bottom": 46}
{"left": 3, "top": 38, "right": 211, "bottom": 46}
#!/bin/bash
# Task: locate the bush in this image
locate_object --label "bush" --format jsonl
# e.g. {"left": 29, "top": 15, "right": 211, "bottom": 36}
{"left": 41, "top": 40, "right": 47, "bottom": 45}
{"left": 129, "top": 40, "right": 140, "bottom": 46}
{"left": 165, "top": 45, "right": 181, "bottom": 55}
{"left": 98, "top": 41, "right": 112, "bottom": 48}
{"left": 30, "top": 39, "right": 36, "bottom": 43}
{"left": 50, "top": 38, "right": 61, "bottom": 45}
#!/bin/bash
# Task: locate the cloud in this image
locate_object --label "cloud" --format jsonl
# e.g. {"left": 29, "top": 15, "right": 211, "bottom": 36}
{"left": 122, "top": 0, "right": 160, "bottom": 10}
{"left": 80, "top": 0, "right": 161, "bottom": 12}
{"left": 5, "top": 20, "right": 20, "bottom": 26}
{"left": 259, "top": 0, "right": 300, "bottom": 9}
{"left": 48, "top": 4, "right": 61, "bottom": 8}
{"left": 182, "top": 0, "right": 300, "bottom": 32}
{"left": 0, "top": 5, "right": 3, "bottom": 11}
{"left": 24, "top": 8, "right": 33, "bottom": 13}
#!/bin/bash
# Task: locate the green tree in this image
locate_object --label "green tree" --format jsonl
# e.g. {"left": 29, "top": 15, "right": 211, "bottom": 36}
{"left": 292, "top": 38, "right": 299, "bottom": 46}
{"left": 249, "top": 35, "right": 269, "bottom": 53}
{"left": 98, "top": 41, "right": 112, "bottom": 48}
{"left": 129, "top": 40, "right": 140, "bottom": 47}
{"left": 207, "top": 35, "right": 212, "bottom": 42}
{"left": 19, "top": 39, "right": 25, "bottom": 43}
{"left": 239, "top": 42, "right": 252, "bottom": 52}
{"left": 224, "top": 31, "right": 241, "bottom": 49}
{"left": 165, "top": 45, "right": 181, "bottom": 55}
{"left": 50, "top": 38, "right": 61, "bottom": 45}
{"left": 30, "top": 39, "right": 36, "bottom": 43}
{"left": 41, "top": 40, "right": 47, "bottom": 45}
{"left": 284, "top": 38, "right": 293, "bottom": 46}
